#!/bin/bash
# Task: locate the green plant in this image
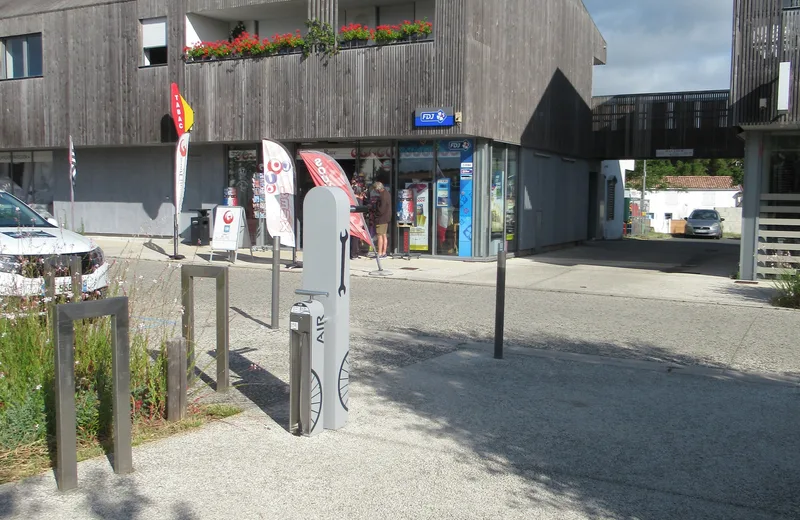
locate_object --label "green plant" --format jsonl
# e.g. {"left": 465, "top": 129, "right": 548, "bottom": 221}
{"left": 373, "top": 24, "right": 402, "bottom": 44}
{"left": 339, "top": 23, "right": 371, "bottom": 42}
{"left": 772, "top": 271, "right": 800, "bottom": 308}
{"left": 399, "top": 18, "right": 433, "bottom": 38}
{"left": 304, "top": 19, "right": 338, "bottom": 57}
{"left": 229, "top": 21, "right": 247, "bottom": 42}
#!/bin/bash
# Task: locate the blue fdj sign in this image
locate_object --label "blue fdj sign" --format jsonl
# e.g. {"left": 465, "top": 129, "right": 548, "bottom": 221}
{"left": 414, "top": 107, "right": 456, "bottom": 127}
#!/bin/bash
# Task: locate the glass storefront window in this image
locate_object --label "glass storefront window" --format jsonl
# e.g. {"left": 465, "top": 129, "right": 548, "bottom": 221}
{"left": 490, "top": 144, "right": 506, "bottom": 253}
{"left": 506, "top": 147, "right": 518, "bottom": 252}
{"left": 435, "top": 141, "right": 467, "bottom": 256}
{"left": 398, "top": 142, "right": 435, "bottom": 253}
{"left": 227, "top": 147, "right": 259, "bottom": 242}
{"left": 0, "top": 151, "right": 55, "bottom": 217}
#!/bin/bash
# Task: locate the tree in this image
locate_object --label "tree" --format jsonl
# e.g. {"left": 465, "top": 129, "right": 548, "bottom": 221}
{"left": 626, "top": 158, "right": 744, "bottom": 190}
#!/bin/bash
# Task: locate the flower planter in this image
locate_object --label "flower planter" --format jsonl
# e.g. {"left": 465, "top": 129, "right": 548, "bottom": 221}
{"left": 341, "top": 39, "right": 369, "bottom": 49}
{"left": 411, "top": 33, "right": 430, "bottom": 42}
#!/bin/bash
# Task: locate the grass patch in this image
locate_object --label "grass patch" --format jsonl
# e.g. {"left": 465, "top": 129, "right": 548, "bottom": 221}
{"left": 723, "top": 232, "right": 741, "bottom": 240}
{"left": 0, "top": 253, "right": 238, "bottom": 484}
{"left": 0, "top": 403, "right": 241, "bottom": 484}
{"left": 625, "top": 232, "right": 673, "bottom": 241}
{"left": 772, "top": 271, "right": 800, "bottom": 309}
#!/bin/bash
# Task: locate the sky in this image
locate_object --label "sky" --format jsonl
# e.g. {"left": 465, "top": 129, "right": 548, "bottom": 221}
{"left": 582, "top": 0, "right": 735, "bottom": 96}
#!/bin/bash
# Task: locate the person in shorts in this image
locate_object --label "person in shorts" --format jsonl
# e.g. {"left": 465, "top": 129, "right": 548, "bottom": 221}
{"left": 373, "top": 182, "right": 391, "bottom": 258}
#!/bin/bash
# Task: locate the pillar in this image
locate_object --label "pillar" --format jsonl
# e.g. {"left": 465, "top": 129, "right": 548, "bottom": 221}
{"left": 739, "top": 131, "right": 764, "bottom": 281}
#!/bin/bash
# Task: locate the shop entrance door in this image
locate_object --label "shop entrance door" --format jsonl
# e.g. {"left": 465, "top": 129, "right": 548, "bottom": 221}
{"left": 398, "top": 142, "right": 435, "bottom": 254}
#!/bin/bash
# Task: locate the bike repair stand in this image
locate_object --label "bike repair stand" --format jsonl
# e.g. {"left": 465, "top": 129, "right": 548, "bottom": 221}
{"left": 290, "top": 187, "right": 351, "bottom": 433}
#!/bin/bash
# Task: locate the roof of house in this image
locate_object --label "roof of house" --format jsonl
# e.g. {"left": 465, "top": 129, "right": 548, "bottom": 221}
{"left": 663, "top": 176, "right": 741, "bottom": 191}
{"left": 0, "top": 0, "right": 125, "bottom": 19}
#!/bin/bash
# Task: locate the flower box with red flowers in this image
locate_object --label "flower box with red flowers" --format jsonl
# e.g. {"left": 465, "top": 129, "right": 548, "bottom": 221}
{"left": 339, "top": 23, "right": 371, "bottom": 48}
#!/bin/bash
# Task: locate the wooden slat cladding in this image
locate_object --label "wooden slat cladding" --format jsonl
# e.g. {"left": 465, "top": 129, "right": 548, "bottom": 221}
{"left": 308, "top": 0, "right": 337, "bottom": 29}
{"left": 731, "top": 0, "right": 800, "bottom": 125}
{"left": 187, "top": 0, "right": 294, "bottom": 13}
{"left": 462, "top": 0, "right": 599, "bottom": 158}
{"left": 185, "top": 42, "right": 466, "bottom": 142}
{"left": 592, "top": 91, "right": 745, "bottom": 159}
{"left": 0, "top": 1, "right": 170, "bottom": 148}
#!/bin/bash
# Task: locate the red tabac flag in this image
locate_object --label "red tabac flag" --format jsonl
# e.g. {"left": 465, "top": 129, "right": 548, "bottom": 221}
{"left": 298, "top": 150, "right": 372, "bottom": 245}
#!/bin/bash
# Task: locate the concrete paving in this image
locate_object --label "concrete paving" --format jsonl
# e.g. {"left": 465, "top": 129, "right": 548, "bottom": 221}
{"left": 2, "top": 239, "right": 798, "bottom": 519}
{"left": 92, "top": 235, "right": 776, "bottom": 307}
{"left": 1, "top": 344, "right": 798, "bottom": 520}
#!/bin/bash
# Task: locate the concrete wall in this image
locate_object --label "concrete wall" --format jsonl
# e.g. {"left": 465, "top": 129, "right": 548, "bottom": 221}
{"left": 715, "top": 206, "right": 743, "bottom": 235}
{"left": 518, "top": 149, "right": 590, "bottom": 251}
{"left": 601, "top": 159, "right": 634, "bottom": 240}
{"left": 52, "top": 145, "right": 224, "bottom": 236}
{"left": 186, "top": 14, "right": 229, "bottom": 47}
{"left": 645, "top": 189, "right": 741, "bottom": 234}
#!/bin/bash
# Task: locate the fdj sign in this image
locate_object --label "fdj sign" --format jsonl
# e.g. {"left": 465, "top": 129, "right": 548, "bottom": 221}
{"left": 414, "top": 107, "right": 456, "bottom": 127}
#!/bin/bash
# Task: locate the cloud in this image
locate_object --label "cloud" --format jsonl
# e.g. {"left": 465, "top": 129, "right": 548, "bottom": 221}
{"left": 582, "top": 0, "right": 734, "bottom": 96}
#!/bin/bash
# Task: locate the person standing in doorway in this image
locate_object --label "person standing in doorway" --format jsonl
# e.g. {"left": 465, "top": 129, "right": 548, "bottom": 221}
{"left": 373, "top": 181, "right": 391, "bottom": 258}
{"left": 351, "top": 175, "right": 366, "bottom": 259}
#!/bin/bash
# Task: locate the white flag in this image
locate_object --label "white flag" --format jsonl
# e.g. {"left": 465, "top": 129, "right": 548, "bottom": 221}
{"left": 261, "top": 139, "right": 296, "bottom": 248}
{"left": 174, "top": 132, "right": 191, "bottom": 216}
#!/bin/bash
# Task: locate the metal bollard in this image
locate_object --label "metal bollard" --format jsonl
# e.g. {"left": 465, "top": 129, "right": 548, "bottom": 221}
{"left": 166, "top": 337, "right": 188, "bottom": 422}
{"left": 53, "top": 297, "right": 132, "bottom": 491}
{"left": 272, "top": 236, "right": 280, "bottom": 329}
{"left": 494, "top": 245, "right": 506, "bottom": 360}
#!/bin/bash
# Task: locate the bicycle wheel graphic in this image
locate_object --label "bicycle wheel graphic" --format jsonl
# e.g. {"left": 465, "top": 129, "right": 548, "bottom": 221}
{"left": 338, "top": 352, "right": 350, "bottom": 411}
{"left": 310, "top": 369, "right": 322, "bottom": 432}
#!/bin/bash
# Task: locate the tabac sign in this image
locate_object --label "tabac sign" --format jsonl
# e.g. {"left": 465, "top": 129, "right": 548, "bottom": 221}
{"left": 170, "top": 83, "right": 195, "bottom": 137}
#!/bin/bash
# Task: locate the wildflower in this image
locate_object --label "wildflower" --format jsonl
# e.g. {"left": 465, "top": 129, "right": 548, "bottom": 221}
{"left": 75, "top": 360, "right": 79, "bottom": 365}
{"left": 35, "top": 384, "right": 41, "bottom": 390}
{"left": 34, "top": 424, "right": 39, "bottom": 430}
{"left": 0, "top": 372, "right": 5, "bottom": 379}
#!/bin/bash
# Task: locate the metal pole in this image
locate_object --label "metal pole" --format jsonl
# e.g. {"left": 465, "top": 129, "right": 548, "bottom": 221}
{"left": 494, "top": 244, "right": 506, "bottom": 360}
{"left": 641, "top": 159, "right": 647, "bottom": 218}
{"left": 54, "top": 312, "right": 77, "bottom": 491}
{"left": 110, "top": 304, "right": 133, "bottom": 475}
{"left": 272, "top": 235, "right": 280, "bottom": 329}
{"left": 216, "top": 267, "right": 230, "bottom": 391}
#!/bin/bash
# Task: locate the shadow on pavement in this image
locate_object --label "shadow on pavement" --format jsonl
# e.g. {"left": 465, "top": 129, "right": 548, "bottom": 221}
{"left": 526, "top": 238, "right": 741, "bottom": 278}
{"left": 353, "top": 328, "right": 800, "bottom": 520}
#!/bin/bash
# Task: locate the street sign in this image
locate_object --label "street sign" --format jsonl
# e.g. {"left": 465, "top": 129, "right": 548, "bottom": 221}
{"left": 655, "top": 149, "right": 694, "bottom": 158}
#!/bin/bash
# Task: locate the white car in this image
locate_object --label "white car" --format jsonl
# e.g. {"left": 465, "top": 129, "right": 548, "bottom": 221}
{"left": 0, "top": 191, "right": 108, "bottom": 298}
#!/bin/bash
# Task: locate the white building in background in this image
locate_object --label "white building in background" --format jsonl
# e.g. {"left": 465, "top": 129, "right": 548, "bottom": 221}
{"left": 601, "top": 160, "right": 634, "bottom": 240}
{"left": 640, "top": 176, "right": 742, "bottom": 234}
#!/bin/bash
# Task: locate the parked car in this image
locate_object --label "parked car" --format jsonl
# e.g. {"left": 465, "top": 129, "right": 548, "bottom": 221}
{"left": 0, "top": 191, "right": 108, "bottom": 298}
{"left": 684, "top": 209, "right": 724, "bottom": 239}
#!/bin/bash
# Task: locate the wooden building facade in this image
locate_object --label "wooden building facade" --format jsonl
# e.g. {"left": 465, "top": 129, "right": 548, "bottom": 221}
{"left": 732, "top": 0, "right": 800, "bottom": 280}
{"left": 0, "top": 0, "right": 606, "bottom": 258}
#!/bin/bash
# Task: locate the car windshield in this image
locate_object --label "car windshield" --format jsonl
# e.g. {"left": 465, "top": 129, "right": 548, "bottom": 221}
{"left": 689, "top": 210, "right": 719, "bottom": 221}
{"left": 0, "top": 192, "right": 52, "bottom": 228}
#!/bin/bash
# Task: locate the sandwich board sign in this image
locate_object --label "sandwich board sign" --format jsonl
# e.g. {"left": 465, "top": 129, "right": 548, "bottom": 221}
{"left": 210, "top": 206, "right": 251, "bottom": 262}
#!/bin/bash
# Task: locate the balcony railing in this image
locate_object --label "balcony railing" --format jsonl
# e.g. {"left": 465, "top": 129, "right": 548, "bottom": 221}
{"left": 183, "top": 20, "right": 433, "bottom": 63}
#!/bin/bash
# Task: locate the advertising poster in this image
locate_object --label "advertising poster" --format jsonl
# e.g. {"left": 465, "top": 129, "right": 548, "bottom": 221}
{"left": 397, "top": 189, "right": 414, "bottom": 225}
{"left": 211, "top": 207, "right": 245, "bottom": 251}
{"left": 436, "top": 178, "right": 450, "bottom": 207}
{"left": 406, "top": 182, "right": 430, "bottom": 251}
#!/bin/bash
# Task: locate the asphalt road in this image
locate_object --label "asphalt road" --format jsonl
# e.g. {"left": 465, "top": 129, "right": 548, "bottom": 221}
{"left": 119, "top": 257, "right": 800, "bottom": 377}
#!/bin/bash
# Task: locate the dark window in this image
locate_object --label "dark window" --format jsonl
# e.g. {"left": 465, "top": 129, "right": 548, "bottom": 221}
{"left": 141, "top": 18, "right": 167, "bottom": 67}
{"left": 144, "top": 46, "right": 168, "bottom": 66}
{"left": 1, "top": 33, "right": 43, "bottom": 80}
{"left": 665, "top": 213, "right": 673, "bottom": 220}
